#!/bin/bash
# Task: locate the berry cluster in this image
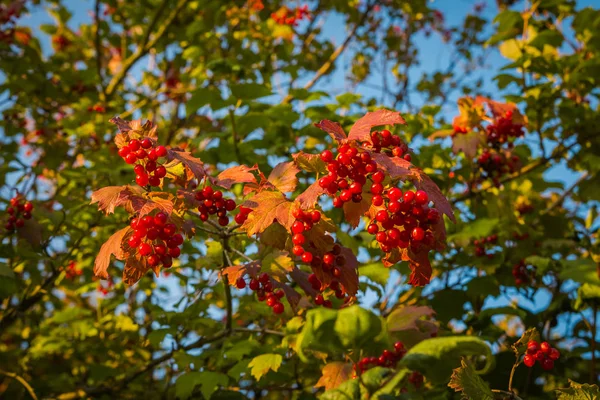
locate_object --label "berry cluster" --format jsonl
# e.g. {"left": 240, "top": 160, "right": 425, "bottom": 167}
{"left": 512, "top": 259, "right": 536, "bottom": 286}
{"left": 195, "top": 186, "right": 237, "bottom": 226}
{"left": 271, "top": 4, "right": 310, "bottom": 26}
{"left": 290, "top": 208, "right": 321, "bottom": 264}
{"left": 354, "top": 341, "right": 407, "bottom": 375}
{"left": 476, "top": 149, "right": 520, "bottom": 186}
{"left": 367, "top": 129, "right": 411, "bottom": 162}
{"left": 118, "top": 139, "right": 168, "bottom": 187}
{"left": 473, "top": 234, "right": 498, "bottom": 258}
{"left": 235, "top": 272, "right": 285, "bottom": 314}
{"left": 4, "top": 196, "right": 33, "bottom": 232}
{"left": 408, "top": 371, "right": 424, "bottom": 389}
{"left": 523, "top": 340, "right": 560, "bottom": 370}
{"left": 127, "top": 212, "right": 182, "bottom": 269}
{"left": 486, "top": 110, "right": 524, "bottom": 145}
{"left": 64, "top": 260, "right": 82, "bottom": 280}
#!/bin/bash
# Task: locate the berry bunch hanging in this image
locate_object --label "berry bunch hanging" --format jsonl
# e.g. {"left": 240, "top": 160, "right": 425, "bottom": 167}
{"left": 4, "top": 196, "right": 33, "bottom": 232}
{"left": 236, "top": 272, "right": 285, "bottom": 314}
{"left": 271, "top": 4, "right": 310, "bottom": 26}
{"left": 354, "top": 341, "right": 407, "bottom": 375}
{"left": 64, "top": 261, "right": 82, "bottom": 280}
{"left": 486, "top": 110, "right": 524, "bottom": 145}
{"left": 512, "top": 259, "right": 536, "bottom": 286}
{"left": 473, "top": 234, "right": 498, "bottom": 257}
{"left": 127, "top": 212, "right": 182, "bottom": 269}
{"left": 118, "top": 138, "right": 168, "bottom": 187}
{"left": 523, "top": 340, "right": 560, "bottom": 370}
{"left": 195, "top": 186, "right": 237, "bottom": 226}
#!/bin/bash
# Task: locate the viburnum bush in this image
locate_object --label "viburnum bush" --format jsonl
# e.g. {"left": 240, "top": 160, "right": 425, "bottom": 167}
{"left": 1, "top": 1, "right": 599, "bottom": 400}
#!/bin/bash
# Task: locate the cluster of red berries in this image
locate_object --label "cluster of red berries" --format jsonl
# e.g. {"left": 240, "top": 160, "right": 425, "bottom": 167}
{"left": 476, "top": 149, "right": 520, "bottom": 186}
{"left": 195, "top": 186, "right": 237, "bottom": 226}
{"left": 64, "top": 261, "right": 82, "bottom": 280}
{"left": 271, "top": 4, "right": 310, "bottom": 26}
{"left": 127, "top": 212, "right": 182, "bottom": 269}
{"left": 248, "top": 0, "right": 264, "bottom": 12}
{"left": 452, "top": 123, "right": 469, "bottom": 135}
{"left": 290, "top": 208, "right": 321, "bottom": 264}
{"left": 407, "top": 371, "right": 424, "bottom": 389}
{"left": 512, "top": 259, "right": 536, "bottom": 286}
{"left": 523, "top": 340, "right": 560, "bottom": 370}
{"left": 87, "top": 104, "right": 106, "bottom": 113}
{"left": 354, "top": 341, "right": 407, "bottom": 375}
{"left": 473, "top": 234, "right": 498, "bottom": 258}
{"left": 367, "top": 129, "right": 411, "bottom": 162}
{"left": 97, "top": 278, "right": 114, "bottom": 296}
{"left": 118, "top": 139, "right": 168, "bottom": 187}
{"left": 4, "top": 196, "right": 33, "bottom": 232}
{"left": 486, "top": 110, "right": 524, "bottom": 145}
{"left": 235, "top": 272, "right": 285, "bottom": 314}
{"left": 366, "top": 188, "right": 439, "bottom": 254}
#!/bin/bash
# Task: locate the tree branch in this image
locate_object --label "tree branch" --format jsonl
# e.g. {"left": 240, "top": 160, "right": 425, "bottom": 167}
{"left": 105, "top": 0, "right": 189, "bottom": 96}
{"left": 0, "top": 369, "right": 38, "bottom": 400}
{"left": 541, "top": 171, "right": 590, "bottom": 215}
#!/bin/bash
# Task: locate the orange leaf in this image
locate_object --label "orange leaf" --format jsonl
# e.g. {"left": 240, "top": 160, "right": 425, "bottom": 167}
{"left": 314, "top": 120, "right": 346, "bottom": 143}
{"left": 292, "top": 151, "right": 327, "bottom": 173}
{"left": 94, "top": 227, "right": 131, "bottom": 279}
{"left": 221, "top": 261, "right": 261, "bottom": 283}
{"left": 371, "top": 152, "right": 412, "bottom": 179}
{"left": 296, "top": 180, "right": 326, "bottom": 209}
{"left": 90, "top": 185, "right": 141, "bottom": 215}
{"left": 122, "top": 255, "right": 151, "bottom": 285}
{"left": 315, "top": 362, "right": 353, "bottom": 390}
{"left": 167, "top": 148, "right": 207, "bottom": 180}
{"left": 268, "top": 161, "right": 300, "bottom": 193}
{"left": 241, "top": 191, "right": 294, "bottom": 236}
{"left": 342, "top": 192, "right": 372, "bottom": 228}
{"left": 348, "top": 109, "right": 405, "bottom": 142}
{"left": 216, "top": 164, "right": 258, "bottom": 189}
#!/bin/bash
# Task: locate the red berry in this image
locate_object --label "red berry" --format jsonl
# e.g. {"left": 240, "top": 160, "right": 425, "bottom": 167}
{"left": 388, "top": 187, "right": 403, "bottom": 201}
{"left": 249, "top": 279, "right": 260, "bottom": 291}
{"left": 161, "top": 255, "right": 173, "bottom": 268}
{"left": 320, "top": 150, "right": 334, "bottom": 162}
{"left": 394, "top": 342, "right": 404, "bottom": 352}
{"left": 148, "top": 175, "right": 161, "bottom": 187}
{"left": 129, "top": 139, "right": 141, "bottom": 151}
{"left": 274, "top": 289, "right": 285, "bottom": 299}
{"left": 372, "top": 171, "right": 385, "bottom": 183}
{"left": 376, "top": 210, "right": 389, "bottom": 223}
{"left": 125, "top": 153, "right": 137, "bottom": 164}
{"left": 291, "top": 221, "right": 305, "bottom": 234}
{"left": 118, "top": 146, "right": 130, "bottom": 158}
{"left": 155, "top": 145, "right": 167, "bottom": 157}
{"left": 218, "top": 216, "right": 229, "bottom": 226}
{"left": 548, "top": 348, "right": 560, "bottom": 360}
{"left": 540, "top": 342, "right": 551, "bottom": 354}
{"left": 22, "top": 212, "right": 31, "bottom": 220}
{"left": 225, "top": 199, "right": 236, "bottom": 211}
{"left": 371, "top": 183, "right": 383, "bottom": 195}
{"left": 147, "top": 254, "right": 159, "bottom": 266}
{"left": 403, "top": 191, "right": 415, "bottom": 204}
{"left": 367, "top": 223, "right": 379, "bottom": 234}
{"left": 23, "top": 202, "right": 33, "bottom": 212}
{"left": 527, "top": 341, "right": 539, "bottom": 354}
{"left": 141, "top": 138, "right": 152, "bottom": 149}
{"left": 135, "top": 149, "right": 148, "bottom": 159}
{"left": 403, "top": 154, "right": 412, "bottom": 162}
{"left": 315, "top": 294, "right": 324, "bottom": 305}
{"left": 155, "top": 166, "right": 167, "bottom": 178}
{"left": 415, "top": 190, "right": 428, "bottom": 205}
{"left": 272, "top": 302, "right": 284, "bottom": 314}
{"left": 154, "top": 212, "right": 168, "bottom": 226}
{"left": 411, "top": 227, "right": 425, "bottom": 241}
{"left": 139, "top": 243, "right": 152, "bottom": 256}
{"left": 301, "top": 252, "right": 313, "bottom": 263}
{"left": 372, "top": 195, "right": 384, "bottom": 206}
{"left": 258, "top": 272, "right": 269, "bottom": 283}
{"left": 292, "top": 245, "right": 304, "bottom": 256}
{"left": 169, "top": 247, "right": 181, "bottom": 258}
{"left": 323, "top": 253, "right": 335, "bottom": 265}
{"left": 128, "top": 236, "right": 141, "bottom": 248}
{"left": 292, "top": 234, "right": 305, "bottom": 245}
{"left": 154, "top": 244, "right": 167, "bottom": 255}
{"left": 541, "top": 358, "right": 554, "bottom": 371}
{"left": 523, "top": 354, "right": 536, "bottom": 368}
{"left": 311, "top": 210, "right": 321, "bottom": 222}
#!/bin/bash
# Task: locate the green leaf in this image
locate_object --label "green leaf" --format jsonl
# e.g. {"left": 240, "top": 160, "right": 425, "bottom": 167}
{"left": 512, "top": 327, "right": 540, "bottom": 358}
{"left": 529, "top": 30, "right": 563, "bottom": 49}
{"left": 230, "top": 83, "right": 272, "bottom": 100}
{"left": 525, "top": 256, "right": 552, "bottom": 272}
{"left": 372, "top": 368, "right": 410, "bottom": 398}
{"left": 359, "top": 262, "right": 390, "bottom": 286}
{"left": 560, "top": 259, "right": 599, "bottom": 285}
{"left": 555, "top": 380, "right": 600, "bottom": 399}
{"left": 186, "top": 87, "right": 226, "bottom": 114}
{"left": 0, "top": 263, "right": 15, "bottom": 278}
{"left": 574, "top": 284, "right": 600, "bottom": 310}
{"left": 296, "top": 308, "right": 344, "bottom": 362}
{"left": 448, "top": 358, "right": 494, "bottom": 400}
{"left": 466, "top": 276, "right": 500, "bottom": 298}
{"left": 399, "top": 336, "right": 494, "bottom": 384}
{"left": 321, "top": 378, "right": 361, "bottom": 400}
{"left": 479, "top": 306, "right": 527, "bottom": 321}
{"left": 334, "top": 305, "right": 382, "bottom": 350}
{"left": 248, "top": 353, "right": 283, "bottom": 381}
{"left": 175, "top": 371, "right": 229, "bottom": 399}
{"left": 448, "top": 219, "right": 499, "bottom": 246}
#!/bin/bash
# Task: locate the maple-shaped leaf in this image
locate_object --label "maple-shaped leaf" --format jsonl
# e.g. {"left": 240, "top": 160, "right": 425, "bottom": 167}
{"left": 292, "top": 151, "right": 327, "bottom": 174}
{"left": 407, "top": 250, "right": 432, "bottom": 287}
{"left": 475, "top": 96, "right": 528, "bottom": 126}
{"left": 303, "top": 225, "right": 336, "bottom": 254}
{"left": 342, "top": 192, "right": 372, "bottom": 228}
{"left": 241, "top": 191, "right": 294, "bottom": 236}
{"left": 338, "top": 246, "right": 359, "bottom": 296}
{"left": 289, "top": 267, "right": 319, "bottom": 298}
{"left": 452, "top": 131, "right": 482, "bottom": 160}
{"left": 90, "top": 185, "right": 138, "bottom": 215}
{"left": 387, "top": 305, "right": 438, "bottom": 348}
{"left": 268, "top": 161, "right": 300, "bottom": 193}
{"left": 512, "top": 327, "right": 540, "bottom": 358}
{"left": 94, "top": 227, "right": 131, "bottom": 279}
{"left": 167, "top": 148, "right": 207, "bottom": 180}
{"left": 260, "top": 223, "right": 289, "bottom": 250}
{"left": 371, "top": 152, "right": 412, "bottom": 180}
{"left": 555, "top": 380, "right": 600, "bottom": 400}
{"left": 138, "top": 193, "right": 175, "bottom": 218}
{"left": 296, "top": 180, "right": 326, "bottom": 209}
{"left": 221, "top": 261, "right": 261, "bottom": 283}
{"left": 314, "top": 119, "right": 347, "bottom": 143}
{"left": 348, "top": 109, "right": 406, "bottom": 143}
{"left": 242, "top": 168, "right": 274, "bottom": 195}
{"left": 314, "top": 362, "right": 353, "bottom": 391}
{"left": 448, "top": 358, "right": 494, "bottom": 400}
{"left": 216, "top": 164, "right": 258, "bottom": 189}
{"left": 122, "top": 254, "right": 151, "bottom": 285}
{"left": 410, "top": 171, "right": 456, "bottom": 223}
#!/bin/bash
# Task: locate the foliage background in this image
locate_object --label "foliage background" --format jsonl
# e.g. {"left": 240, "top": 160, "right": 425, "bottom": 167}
{"left": 0, "top": 0, "right": 599, "bottom": 399}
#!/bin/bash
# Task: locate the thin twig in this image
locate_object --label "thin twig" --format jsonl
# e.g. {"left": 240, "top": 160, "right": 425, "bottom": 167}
{"left": 0, "top": 369, "right": 38, "bottom": 400}
{"left": 230, "top": 247, "right": 254, "bottom": 263}
{"left": 233, "top": 327, "right": 285, "bottom": 337}
{"left": 542, "top": 171, "right": 590, "bottom": 215}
